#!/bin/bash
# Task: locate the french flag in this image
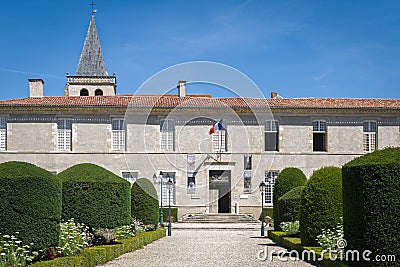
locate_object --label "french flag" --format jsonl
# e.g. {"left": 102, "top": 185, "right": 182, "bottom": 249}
{"left": 209, "top": 119, "right": 224, "bottom": 135}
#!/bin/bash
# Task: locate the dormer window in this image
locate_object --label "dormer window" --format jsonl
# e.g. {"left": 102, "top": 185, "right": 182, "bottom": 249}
{"left": 95, "top": 89, "right": 103, "bottom": 96}
{"left": 80, "top": 89, "right": 89, "bottom": 96}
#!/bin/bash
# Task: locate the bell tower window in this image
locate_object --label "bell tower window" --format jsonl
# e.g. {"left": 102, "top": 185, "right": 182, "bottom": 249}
{"left": 80, "top": 89, "right": 89, "bottom": 96}
{"left": 95, "top": 89, "right": 103, "bottom": 96}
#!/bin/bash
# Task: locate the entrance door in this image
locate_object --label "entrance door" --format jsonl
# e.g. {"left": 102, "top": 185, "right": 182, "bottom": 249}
{"left": 209, "top": 170, "right": 231, "bottom": 213}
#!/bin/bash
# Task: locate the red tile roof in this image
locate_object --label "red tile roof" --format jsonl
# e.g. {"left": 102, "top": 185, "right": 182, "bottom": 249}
{"left": 0, "top": 95, "right": 399, "bottom": 110}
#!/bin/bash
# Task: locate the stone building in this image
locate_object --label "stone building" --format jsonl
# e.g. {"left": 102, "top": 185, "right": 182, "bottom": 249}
{"left": 0, "top": 14, "right": 399, "bottom": 219}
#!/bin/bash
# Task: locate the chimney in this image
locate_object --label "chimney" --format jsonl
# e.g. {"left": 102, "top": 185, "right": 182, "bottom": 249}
{"left": 177, "top": 80, "right": 186, "bottom": 98}
{"left": 29, "top": 79, "right": 44, "bottom": 98}
{"left": 271, "top": 92, "right": 278, "bottom": 99}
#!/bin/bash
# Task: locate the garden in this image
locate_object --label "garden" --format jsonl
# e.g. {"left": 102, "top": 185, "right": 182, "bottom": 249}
{"left": 0, "top": 162, "right": 165, "bottom": 267}
{"left": 268, "top": 147, "right": 400, "bottom": 267}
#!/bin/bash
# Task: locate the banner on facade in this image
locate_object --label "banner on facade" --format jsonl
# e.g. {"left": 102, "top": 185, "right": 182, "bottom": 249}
{"left": 187, "top": 154, "right": 196, "bottom": 193}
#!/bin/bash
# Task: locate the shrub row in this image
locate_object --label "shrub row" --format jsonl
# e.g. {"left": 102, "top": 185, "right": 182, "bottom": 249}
{"left": 278, "top": 186, "right": 304, "bottom": 223}
{"left": 131, "top": 178, "right": 159, "bottom": 225}
{"left": 299, "top": 167, "right": 342, "bottom": 246}
{"left": 0, "top": 161, "right": 162, "bottom": 252}
{"left": 343, "top": 147, "right": 400, "bottom": 267}
{"left": 273, "top": 168, "right": 307, "bottom": 230}
{"left": 268, "top": 230, "right": 343, "bottom": 267}
{"left": 59, "top": 163, "right": 131, "bottom": 229}
{"left": 31, "top": 229, "right": 166, "bottom": 267}
{"left": 0, "top": 161, "right": 62, "bottom": 250}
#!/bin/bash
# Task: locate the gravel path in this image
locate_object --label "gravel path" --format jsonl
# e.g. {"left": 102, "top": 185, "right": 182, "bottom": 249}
{"left": 99, "top": 228, "right": 315, "bottom": 267}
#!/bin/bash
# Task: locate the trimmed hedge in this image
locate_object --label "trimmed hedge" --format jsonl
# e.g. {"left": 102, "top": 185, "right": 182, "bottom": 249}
{"left": 161, "top": 207, "right": 178, "bottom": 222}
{"left": 59, "top": 163, "right": 131, "bottom": 228}
{"left": 31, "top": 229, "right": 166, "bottom": 267}
{"left": 343, "top": 147, "right": 400, "bottom": 267}
{"left": 268, "top": 231, "right": 343, "bottom": 266}
{"left": 273, "top": 168, "right": 307, "bottom": 230}
{"left": 278, "top": 186, "right": 304, "bottom": 223}
{"left": 131, "top": 178, "right": 159, "bottom": 225}
{"left": 299, "top": 167, "right": 342, "bottom": 246}
{"left": 0, "top": 161, "right": 62, "bottom": 250}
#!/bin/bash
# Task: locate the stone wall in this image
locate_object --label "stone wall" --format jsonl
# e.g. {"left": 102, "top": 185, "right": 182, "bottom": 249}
{"left": 0, "top": 111, "right": 399, "bottom": 219}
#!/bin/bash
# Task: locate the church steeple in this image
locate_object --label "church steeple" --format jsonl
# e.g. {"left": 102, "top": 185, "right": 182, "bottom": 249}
{"left": 75, "top": 14, "right": 108, "bottom": 76}
{"left": 65, "top": 12, "right": 116, "bottom": 97}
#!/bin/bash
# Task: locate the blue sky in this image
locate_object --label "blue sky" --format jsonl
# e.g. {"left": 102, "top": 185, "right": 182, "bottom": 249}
{"left": 0, "top": 0, "right": 399, "bottom": 99}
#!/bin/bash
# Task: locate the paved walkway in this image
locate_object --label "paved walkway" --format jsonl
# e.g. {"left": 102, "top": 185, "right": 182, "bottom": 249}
{"left": 99, "top": 224, "right": 315, "bottom": 267}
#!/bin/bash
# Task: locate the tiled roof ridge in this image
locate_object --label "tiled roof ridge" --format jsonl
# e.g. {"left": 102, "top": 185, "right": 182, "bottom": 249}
{"left": 0, "top": 95, "right": 398, "bottom": 109}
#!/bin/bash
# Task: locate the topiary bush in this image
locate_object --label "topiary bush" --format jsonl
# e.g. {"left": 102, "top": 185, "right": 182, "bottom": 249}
{"left": 273, "top": 168, "right": 307, "bottom": 230}
{"left": 299, "top": 166, "right": 342, "bottom": 246}
{"left": 278, "top": 186, "right": 304, "bottom": 223}
{"left": 131, "top": 178, "right": 159, "bottom": 225}
{"left": 343, "top": 147, "right": 400, "bottom": 266}
{"left": 0, "top": 161, "right": 62, "bottom": 250}
{"left": 59, "top": 163, "right": 131, "bottom": 229}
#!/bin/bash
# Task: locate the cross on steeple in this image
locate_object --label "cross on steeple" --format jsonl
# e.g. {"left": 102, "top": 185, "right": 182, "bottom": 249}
{"left": 90, "top": 0, "right": 97, "bottom": 14}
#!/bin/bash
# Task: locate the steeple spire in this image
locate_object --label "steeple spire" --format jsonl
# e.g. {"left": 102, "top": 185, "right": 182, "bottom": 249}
{"left": 75, "top": 14, "right": 107, "bottom": 76}
{"left": 66, "top": 10, "right": 116, "bottom": 97}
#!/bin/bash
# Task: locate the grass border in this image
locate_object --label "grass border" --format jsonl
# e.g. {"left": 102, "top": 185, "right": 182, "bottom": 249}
{"left": 30, "top": 229, "right": 166, "bottom": 267}
{"left": 268, "top": 230, "right": 348, "bottom": 267}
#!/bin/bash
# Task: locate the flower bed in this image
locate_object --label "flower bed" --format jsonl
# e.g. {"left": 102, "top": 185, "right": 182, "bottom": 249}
{"left": 268, "top": 230, "right": 347, "bottom": 267}
{"left": 30, "top": 229, "right": 166, "bottom": 267}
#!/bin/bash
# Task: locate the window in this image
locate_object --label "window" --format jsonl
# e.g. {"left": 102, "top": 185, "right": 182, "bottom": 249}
{"left": 0, "top": 118, "right": 7, "bottom": 151}
{"left": 57, "top": 119, "right": 72, "bottom": 151}
{"left": 313, "top": 120, "right": 327, "bottom": 152}
{"left": 212, "top": 130, "right": 226, "bottom": 152}
{"left": 112, "top": 119, "right": 126, "bottom": 151}
{"left": 160, "top": 119, "right": 175, "bottom": 151}
{"left": 244, "top": 154, "right": 252, "bottom": 193}
{"left": 264, "top": 170, "right": 279, "bottom": 204}
{"left": 363, "top": 121, "right": 377, "bottom": 153}
{"left": 265, "top": 120, "right": 279, "bottom": 151}
{"left": 80, "top": 89, "right": 89, "bottom": 96}
{"left": 95, "top": 89, "right": 103, "bottom": 96}
{"left": 122, "top": 171, "right": 138, "bottom": 184}
{"left": 161, "top": 172, "right": 175, "bottom": 205}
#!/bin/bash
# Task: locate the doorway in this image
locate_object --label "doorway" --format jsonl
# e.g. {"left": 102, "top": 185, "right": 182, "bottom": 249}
{"left": 209, "top": 170, "right": 231, "bottom": 213}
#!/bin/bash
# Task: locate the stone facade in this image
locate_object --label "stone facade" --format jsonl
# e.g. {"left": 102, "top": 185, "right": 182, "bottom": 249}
{"left": 0, "top": 107, "right": 399, "bottom": 219}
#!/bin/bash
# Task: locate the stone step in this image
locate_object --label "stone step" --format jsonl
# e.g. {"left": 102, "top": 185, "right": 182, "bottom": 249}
{"left": 180, "top": 213, "right": 260, "bottom": 223}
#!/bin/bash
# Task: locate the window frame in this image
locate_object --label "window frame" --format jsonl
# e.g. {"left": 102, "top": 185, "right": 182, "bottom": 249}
{"left": 265, "top": 120, "right": 279, "bottom": 151}
{"left": 57, "top": 118, "right": 72, "bottom": 151}
{"left": 363, "top": 121, "right": 377, "bottom": 153}
{"left": 212, "top": 130, "right": 226, "bottom": 152}
{"left": 313, "top": 120, "right": 327, "bottom": 152}
{"left": 95, "top": 89, "right": 103, "bottom": 96}
{"left": 160, "top": 119, "right": 175, "bottom": 151}
{"left": 112, "top": 119, "right": 126, "bottom": 151}
{"left": 121, "top": 170, "right": 138, "bottom": 184}
{"left": 0, "top": 118, "right": 7, "bottom": 151}
{"left": 264, "top": 170, "right": 279, "bottom": 205}
{"left": 160, "top": 171, "right": 176, "bottom": 205}
{"left": 80, "top": 89, "right": 89, "bottom": 96}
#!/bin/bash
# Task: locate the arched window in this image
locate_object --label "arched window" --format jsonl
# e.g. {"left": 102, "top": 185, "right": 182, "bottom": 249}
{"left": 80, "top": 89, "right": 89, "bottom": 96}
{"left": 95, "top": 89, "right": 103, "bottom": 96}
